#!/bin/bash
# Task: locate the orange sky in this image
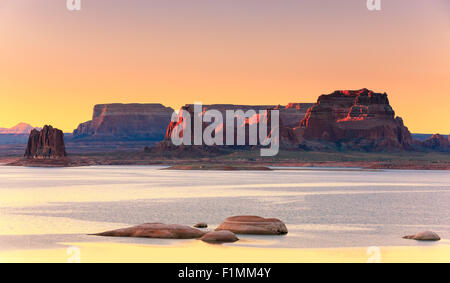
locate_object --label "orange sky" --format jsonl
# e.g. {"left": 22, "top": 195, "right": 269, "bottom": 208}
{"left": 0, "top": 0, "right": 449, "bottom": 133}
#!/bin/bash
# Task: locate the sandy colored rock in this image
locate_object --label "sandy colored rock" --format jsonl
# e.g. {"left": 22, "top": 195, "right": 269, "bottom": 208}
{"left": 93, "top": 223, "right": 205, "bottom": 239}
{"left": 215, "top": 216, "right": 288, "bottom": 235}
{"left": 193, "top": 222, "right": 208, "bottom": 228}
{"left": 403, "top": 231, "right": 441, "bottom": 241}
{"left": 200, "top": 231, "right": 239, "bottom": 243}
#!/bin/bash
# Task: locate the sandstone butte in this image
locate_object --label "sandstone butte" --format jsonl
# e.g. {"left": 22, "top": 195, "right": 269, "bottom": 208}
{"left": 24, "top": 125, "right": 67, "bottom": 159}
{"left": 297, "top": 89, "right": 413, "bottom": 150}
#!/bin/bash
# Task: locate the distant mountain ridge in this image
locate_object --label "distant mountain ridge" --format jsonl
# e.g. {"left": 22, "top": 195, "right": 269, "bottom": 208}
{"left": 0, "top": 123, "right": 41, "bottom": 135}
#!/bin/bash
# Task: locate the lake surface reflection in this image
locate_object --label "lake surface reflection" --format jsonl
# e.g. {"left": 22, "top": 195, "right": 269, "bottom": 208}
{"left": 0, "top": 166, "right": 449, "bottom": 252}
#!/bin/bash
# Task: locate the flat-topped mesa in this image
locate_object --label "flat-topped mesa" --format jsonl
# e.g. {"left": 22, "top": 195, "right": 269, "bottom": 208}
{"left": 299, "top": 89, "right": 413, "bottom": 150}
{"left": 24, "top": 125, "right": 67, "bottom": 159}
{"left": 73, "top": 103, "right": 174, "bottom": 141}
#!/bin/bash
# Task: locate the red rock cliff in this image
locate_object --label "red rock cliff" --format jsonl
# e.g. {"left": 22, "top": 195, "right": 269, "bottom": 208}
{"left": 299, "top": 89, "right": 412, "bottom": 150}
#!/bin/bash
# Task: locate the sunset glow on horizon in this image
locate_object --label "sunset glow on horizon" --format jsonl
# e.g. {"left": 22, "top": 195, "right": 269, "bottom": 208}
{"left": 1, "top": 0, "right": 449, "bottom": 133}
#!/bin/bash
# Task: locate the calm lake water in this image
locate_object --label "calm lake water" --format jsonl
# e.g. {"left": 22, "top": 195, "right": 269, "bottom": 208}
{"left": 0, "top": 166, "right": 449, "bottom": 252}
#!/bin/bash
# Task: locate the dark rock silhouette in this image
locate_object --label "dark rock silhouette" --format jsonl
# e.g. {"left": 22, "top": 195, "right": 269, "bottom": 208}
{"left": 193, "top": 222, "right": 208, "bottom": 228}
{"left": 24, "top": 125, "right": 67, "bottom": 159}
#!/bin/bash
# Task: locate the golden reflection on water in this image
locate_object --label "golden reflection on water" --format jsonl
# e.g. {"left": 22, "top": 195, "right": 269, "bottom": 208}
{"left": 1, "top": 167, "right": 449, "bottom": 263}
{"left": 1, "top": 241, "right": 450, "bottom": 263}
{"left": 0, "top": 214, "right": 129, "bottom": 235}
{"left": 0, "top": 184, "right": 445, "bottom": 208}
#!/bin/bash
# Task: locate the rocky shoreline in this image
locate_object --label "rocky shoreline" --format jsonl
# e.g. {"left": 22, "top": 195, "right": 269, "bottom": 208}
{"left": 2, "top": 141, "right": 450, "bottom": 170}
{"left": 3, "top": 156, "right": 450, "bottom": 170}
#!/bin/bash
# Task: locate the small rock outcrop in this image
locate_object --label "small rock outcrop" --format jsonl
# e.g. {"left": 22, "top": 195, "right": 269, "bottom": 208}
{"left": 193, "top": 222, "right": 208, "bottom": 228}
{"left": 200, "top": 231, "right": 239, "bottom": 243}
{"left": 215, "top": 216, "right": 288, "bottom": 235}
{"left": 93, "top": 223, "right": 205, "bottom": 239}
{"left": 403, "top": 231, "right": 441, "bottom": 241}
{"left": 24, "top": 125, "right": 67, "bottom": 159}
